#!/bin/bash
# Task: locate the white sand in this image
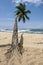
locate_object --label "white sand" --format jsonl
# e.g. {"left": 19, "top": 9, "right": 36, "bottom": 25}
{"left": 0, "top": 32, "right": 43, "bottom": 65}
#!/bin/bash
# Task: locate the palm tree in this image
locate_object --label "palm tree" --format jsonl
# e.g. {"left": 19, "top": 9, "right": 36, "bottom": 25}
{"left": 12, "top": 3, "right": 31, "bottom": 45}
{"left": 5, "top": 3, "right": 31, "bottom": 62}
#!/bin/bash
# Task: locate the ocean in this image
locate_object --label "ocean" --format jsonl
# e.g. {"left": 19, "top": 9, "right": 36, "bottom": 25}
{"left": 0, "top": 28, "right": 43, "bottom": 34}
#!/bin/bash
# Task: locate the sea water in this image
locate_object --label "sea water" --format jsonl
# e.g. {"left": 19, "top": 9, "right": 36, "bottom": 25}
{"left": 0, "top": 28, "right": 43, "bottom": 34}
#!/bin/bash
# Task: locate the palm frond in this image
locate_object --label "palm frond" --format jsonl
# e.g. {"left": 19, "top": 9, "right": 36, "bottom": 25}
{"left": 23, "top": 16, "right": 25, "bottom": 23}
{"left": 25, "top": 14, "right": 30, "bottom": 20}
{"left": 25, "top": 10, "right": 31, "bottom": 14}
{"left": 16, "top": 10, "right": 21, "bottom": 15}
{"left": 16, "top": 3, "right": 25, "bottom": 11}
{"left": 20, "top": 3, "right": 26, "bottom": 10}
{"left": 18, "top": 16, "right": 22, "bottom": 22}
{"left": 18, "top": 13, "right": 23, "bottom": 21}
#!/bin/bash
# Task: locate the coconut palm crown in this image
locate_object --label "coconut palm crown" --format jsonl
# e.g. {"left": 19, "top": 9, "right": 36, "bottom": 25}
{"left": 15, "top": 3, "right": 31, "bottom": 23}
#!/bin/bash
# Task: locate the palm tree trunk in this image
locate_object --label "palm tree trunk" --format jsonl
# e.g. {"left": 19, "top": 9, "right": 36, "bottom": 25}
{"left": 12, "top": 18, "right": 18, "bottom": 45}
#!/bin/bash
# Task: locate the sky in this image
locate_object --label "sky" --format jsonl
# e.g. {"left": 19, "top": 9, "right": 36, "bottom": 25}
{"left": 0, "top": 0, "right": 43, "bottom": 29}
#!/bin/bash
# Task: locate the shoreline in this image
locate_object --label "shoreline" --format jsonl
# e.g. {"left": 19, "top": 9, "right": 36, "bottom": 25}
{"left": 0, "top": 28, "right": 43, "bottom": 34}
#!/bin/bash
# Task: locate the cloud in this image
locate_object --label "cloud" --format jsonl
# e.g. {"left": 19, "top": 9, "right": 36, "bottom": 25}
{"left": 12, "top": 0, "right": 43, "bottom": 6}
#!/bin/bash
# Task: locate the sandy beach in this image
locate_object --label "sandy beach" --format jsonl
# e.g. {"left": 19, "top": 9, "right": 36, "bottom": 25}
{"left": 0, "top": 32, "right": 43, "bottom": 65}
